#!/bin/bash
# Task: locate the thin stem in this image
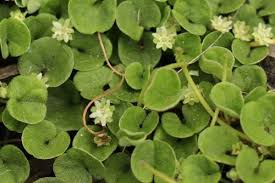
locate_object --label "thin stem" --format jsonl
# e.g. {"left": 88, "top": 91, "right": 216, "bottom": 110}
{"left": 82, "top": 77, "right": 125, "bottom": 135}
{"left": 182, "top": 66, "right": 251, "bottom": 141}
{"left": 97, "top": 32, "right": 124, "bottom": 76}
{"left": 140, "top": 161, "right": 177, "bottom": 183}
{"left": 164, "top": 62, "right": 186, "bottom": 69}
{"left": 210, "top": 109, "right": 220, "bottom": 126}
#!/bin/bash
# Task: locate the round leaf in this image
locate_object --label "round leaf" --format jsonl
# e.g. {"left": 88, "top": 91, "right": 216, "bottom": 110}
{"left": 18, "top": 37, "right": 74, "bottom": 87}
{"left": 70, "top": 32, "right": 113, "bottom": 71}
{"left": 7, "top": 75, "right": 47, "bottom": 124}
{"left": 0, "top": 145, "right": 30, "bottom": 183}
{"left": 199, "top": 46, "right": 235, "bottom": 81}
{"left": 118, "top": 33, "right": 161, "bottom": 67}
{"left": 198, "top": 126, "right": 240, "bottom": 165}
{"left": 0, "top": 18, "right": 31, "bottom": 59}
{"left": 68, "top": 0, "right": 116, "bottom": 34}
{"left": 241, "top": 93, "right": 275, "bottom": 146}
{"left": 236, "top": 147, "right": 275, "bottom": 183}
{"left": 180, "top": 155, "right": 221, "bottom": 183}
{"left": 53, "top": 148, "right": 105, "bottom": 183}
{"left": 232, "top": 39, "right": 269, "bottom": 65}
{"left": 232, "top": 65, "right": 267, "bottom": 93}
{"left": 202, "top": 31, "right": 234, "bottom": 51}
{"left": 143, "top": 68, "right": 183, "bottom": 111}
{"left": 172, "top": 0, "right": 211, "bottom": 35}
{"left": 210, "top": 82, "right": 244, "bottom": 118}
{"left": 162, "top": 104, "right": 210, "bottom": 138}
{"left": 22, "top": 120, "right": 70, "bottom": 159}
{"left": 131, "top": 140, "right": 176, "bottom": 183}
{"left": 73, "top": 126, "right": 118, "bottom": 161}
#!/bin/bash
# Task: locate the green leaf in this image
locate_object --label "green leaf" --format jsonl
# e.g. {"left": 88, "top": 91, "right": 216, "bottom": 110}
{"left": 22, "top": 120, "right": 70, "bottom": 159}
{"left": 125, "top": 62, "right": 150, "bottom": 90}
{"left": 131, "top": 140, "right": 176, "bottom": 183}
{"left": 199, "top": 46, "right": 235, "bottom": 80}
{"left": 0, "top": 145, "right": 30, "bottom": 183}
{"left": 18, "top": 37, "right": 74, "bottom": 87}
{"left": 202, "top": 31, "right": 234, "bottom": 51}
{"left": 161, "top": 104, "right": 210, "bottom": 138}
{"left": 236, "top": 4, "right": 263, "bottom": 27}
{"left": 73, "top": 66, "right": 113, "bottom": 100}
{"left": 104, "top": 153, "right": 139, "bottom": 183}
{"left": 143, "top": 68, "right": 183, "bottom": 111}
{"left": 232, "top": 65, "right": 267, "bottom": 93}
{"left": 251, "top": 0, "right": 275, "bottom": 16}
{"left": 46, "top": 81, "right": 84, "bottom": 131}
{"left": 236, "top": 147, "right": 275, "bottom": 183}
{"left": 70, "top": 32, "right": 113, "bottom": 71}
{"left": 240, "top": 93, "right": 275, "bottom": 146}
{"left": 53, "top": 148, "right": 105, "bottom": 183}
{"left": 7, "top": 75, "right": 47, "bottom": 124}
{"left": 206, "top": 0, "right": 245, "bottom": 14}
{"left": 198, "top": 126, "right": 240, "bottom": 165}
{"left": 118, "top": 33, "right": 162, "bottom": 67}
{"left": 210, "top": 82, "right": 244, "bottom": 118}
{"left": 174, "top": 33, "right": 202, "bottom": 63}
{"left": 0, "top": 18, "right": 31, "bottom": 59}
{"left": 24, "top": 13, "right": 57, "bottom": 40}
{"left": 39, "top": 0, "right": 69, "bottom": 17}
{"left": 232, "top": 39, "right": 269, "bottom": 65}
{"left": 119, "top": 106, "right": 159, "bottom": 136}
{"left": 172, "top": 0, "right": 211, "bottom": 35}
{"left": 73, "top": 126, "right": 118, "bottom": 161}
{"left": 34, "top": 177, "right": 65, "bottom": 183}
{"left": 15, "top": 0, "right": 45, "bottom": 13}
{"left": 154, "top": 127, "right": 198, "bottom": 160}
{"left": 2, "top": 108, "right": 26, "bottom": 133}
{"left": 180, "top": 155, "right": 221, "bottom": 183}
{"left": 116, "top": 0, "right": 161, "bottom": 41}
{"left": 68, "top": 0, "right": 116, "bottom": 34}
{"left": 0, "top": 4, "right": 10, "bottom": 21}
{"left": 244, "top": 86, "right": 267, "bottom": 103}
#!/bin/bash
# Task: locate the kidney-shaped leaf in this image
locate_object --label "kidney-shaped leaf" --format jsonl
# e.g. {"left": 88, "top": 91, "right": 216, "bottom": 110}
{"left": 18, "top": 37, "right": 74, "bottom": 87}
{"left": 104, "top": 153, "right": 139, "bottom": 183}
{"left": 22, "top": 120, "right": 70, "bottom": 159}
{"left": 118, "top": 33, "right": 162, "bottom": 67}
{"left": 53, "top": 148, "right": 105, "bottom": 183}
{"left": 236, "top": 147, "right": 275, "bottom": 183}
{"left": 7, "top": 75, "right": 48, "bottom": 124}
{"left": 232, "top": 39, "right": 269, "bottom": 65}
{"left": 131, "top": 140, "right": 176, "bottom": 183}
{"left": 198, "top": 126, "right": 240, "bottom": 165}
{"left": 180, "top": 155, "right": 221, "bottom": 183}
{"left": 119, "top": 106, "right": 159, "bottom": 137}
{"left": 241, "top": 93, "right": 275, "bottom": 146}
{"left": 0, "top": 145, "right": 30, "bottom": 183}
{"left": 0, "top": 18, "right": 31, "bottom": 59}
{"left": 68, "top": 0, "right": 116, "bottom": 34}
{"left": 162, "top": 103, "right": 210, "bottom": 138}
{"left": 144, "top": 68, "right": 183, "bottom": 111}
{"left": 172, "top": 0, "right": 211, "bottom": 35}
{"left": 199, "top": 46, "right": 235, "bottom": 81}
{"left": 73, "top": 126, "right": 118, "bottom": 161}
{"left": 73, "top": 66, "right": 113, "bottom": 100}
{"left": 232, "top": 65, "right": 267, "bottom": 93}
{"left": 210, "top": 82, "right": 244, "bottom": 118}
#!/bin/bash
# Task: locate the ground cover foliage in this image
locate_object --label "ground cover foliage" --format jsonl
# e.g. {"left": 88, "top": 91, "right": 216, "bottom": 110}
{"left": 1, "top": 0, "right": 275, "bottom": 182}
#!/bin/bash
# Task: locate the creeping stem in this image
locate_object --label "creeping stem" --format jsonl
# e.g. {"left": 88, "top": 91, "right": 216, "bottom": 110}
{"left": 182, "top": 66, "right": 251, "bottom": 141}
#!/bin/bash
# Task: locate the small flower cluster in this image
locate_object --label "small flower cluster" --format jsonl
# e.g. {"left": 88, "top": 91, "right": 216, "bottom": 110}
{"left": 182, "top": 84, "right": 201, "bottom": 105}
{"left": 52, "top": 19, "right": 74, "bottom": 43}
{"left": 152, "top": 16, "right": 178, "bottom": 51}
{"left": 211, "top": 15, "right": 275, "bottom": 47}
{"left": 10, "top": 9, "right": 27, "bottom": 21}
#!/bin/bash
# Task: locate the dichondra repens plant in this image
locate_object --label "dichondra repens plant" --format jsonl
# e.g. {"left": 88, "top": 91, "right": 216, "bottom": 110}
{"left": 1, "top": 0, "right": 275, "bottom": 182}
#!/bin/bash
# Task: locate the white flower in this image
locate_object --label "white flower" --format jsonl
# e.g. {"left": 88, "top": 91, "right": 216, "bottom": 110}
{"left": 211, "top": 16, "right": 232, "bottom": 33}
{"left": 233, "top": 21, "right": 252, "bottom": 41}
{"left": 0, "top": 82, "right": 8, "bottom": 99}
{"left": 152, "top": 26, "right": 177, "bottom": 51}
{"left": 10, "top": 10, "right": 27, "bottom": 21}
{"left": 89, "top": 98, "right": 115, "bottom": 127}
{"left": 182, "top": 84, "right": 200, "bottom": 105}
{"left": 252, "top": 23, "right": 275, "bottom": 46}
{"left": 52, "top": 19, "right": 74, "bottom": 43}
